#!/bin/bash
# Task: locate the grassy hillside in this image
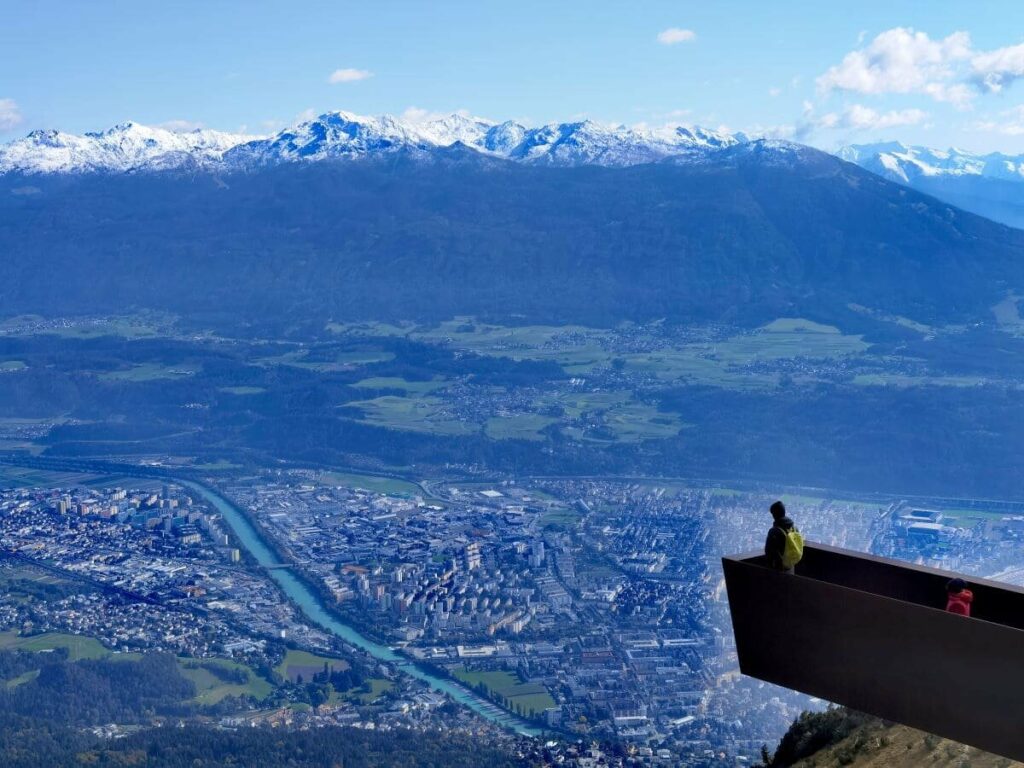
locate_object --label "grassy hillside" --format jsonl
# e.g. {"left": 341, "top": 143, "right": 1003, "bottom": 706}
{"left": 765, "top": 708, "right": 1022, "bottom": 768}
{"left": 790, "top": 723, "right": 1021, "bottom": 768}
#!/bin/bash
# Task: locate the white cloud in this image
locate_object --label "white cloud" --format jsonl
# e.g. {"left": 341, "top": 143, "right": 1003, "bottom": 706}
{"left": 158, "top": 119, "right": 205, "bottom": 133}
{"left": 294, "top": 108, "right": 318, "bottom": 123}
{"left": 657, "top": 28, "right": 696, "bottom": 45}
{"left": 795, "top": 102, "right": 927, "bottom": 138}
{"left": 831, "top": 104, "right": 929, "bottom": 130}
{"left": 768, "top": 87, "right": 782, "bottom": 97}
{"left": 328, "top": 68, "right": 373, "bottom": 84}
{"left": 972, "top": 43, "right": 1024, "bottom": 93}
{"left": 817, "top": 28, "right": 1024, "bottom": 122}
{"left": 0, "top": 98, "right": 24, "bottom": 132}
{"left": 817, "top": 27, "right": 972, "bottom": 105}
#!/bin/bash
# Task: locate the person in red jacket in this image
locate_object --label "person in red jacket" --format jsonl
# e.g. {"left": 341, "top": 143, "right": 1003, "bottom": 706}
{"left": 946, "top": 578, "right": 973, "bottom": 617}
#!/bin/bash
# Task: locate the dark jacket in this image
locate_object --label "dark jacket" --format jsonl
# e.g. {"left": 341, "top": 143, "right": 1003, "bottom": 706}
{"left": 765, "top": 516, "right": 795, "bottom": 570}
{"left": 946, "top": 589, "right": 973, "bottom": 617}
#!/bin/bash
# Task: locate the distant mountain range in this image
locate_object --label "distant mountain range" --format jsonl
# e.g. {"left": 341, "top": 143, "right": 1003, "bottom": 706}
{"left": 838, "top": 142, "right": 1024, "bottom": 228}
{"left": 7, "top": 112, "right": 1024, "bottom": 231}
{"left": 0, "top": 111, "right": 744, "bottom": 174}
{"left": 2, "top": 129, "right": 1021, "bottom": 331}
{"left": 0, "top": 123, "right": 259, "bottom": 174}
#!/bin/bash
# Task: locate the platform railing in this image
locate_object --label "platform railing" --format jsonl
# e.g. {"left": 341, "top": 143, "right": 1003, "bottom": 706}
{"left": 723, "top": 543, "right": 1024, "bottom": 762}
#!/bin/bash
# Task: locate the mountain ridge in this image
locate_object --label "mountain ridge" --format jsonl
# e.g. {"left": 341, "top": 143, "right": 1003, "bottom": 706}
{"left": 0, "top": 111, "right": 747, "bottom": 174}
{"left": 2, "top": 140, "right": 1021, "bottom": 331}
{"left": 10, "top": 113, "right": 1024, "bottom": 233}
{"left": 0, "top": 122, "right": 260, "bottom": 174}
{"left": 840, "top": 141, "right": 1024, "bottom": 228}
{"left": 838, "top": 141, "right": 1024, "bottom": 184}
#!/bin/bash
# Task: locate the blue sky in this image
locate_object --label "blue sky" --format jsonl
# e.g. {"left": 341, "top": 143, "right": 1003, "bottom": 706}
{"left": 5, "top": 0, "right": 1024, "bottom": 152}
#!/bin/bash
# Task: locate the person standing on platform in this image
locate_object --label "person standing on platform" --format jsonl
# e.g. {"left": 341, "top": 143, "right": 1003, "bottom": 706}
{"left": 765, "top": 500, "right": 803, "bottom": 574}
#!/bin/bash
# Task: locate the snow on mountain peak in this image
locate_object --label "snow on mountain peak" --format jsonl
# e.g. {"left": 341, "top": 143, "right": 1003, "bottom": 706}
{"left": 1, "top": 110, "right": 755, "bottom": 175}
{"left": 837, "top": 141, "right": 1024, "bottom": 183}
{"left": 0, "top": 121, "right": 260, "bottom": 174}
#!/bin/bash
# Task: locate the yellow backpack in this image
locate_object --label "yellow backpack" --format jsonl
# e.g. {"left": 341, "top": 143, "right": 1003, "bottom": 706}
{"left": 782, "top": 528, "right": 804, "bottom": 569}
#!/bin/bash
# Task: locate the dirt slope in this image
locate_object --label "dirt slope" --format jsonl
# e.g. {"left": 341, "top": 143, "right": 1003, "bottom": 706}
{"left": 791, "top": 721, "right": 1022, "bottom": 768}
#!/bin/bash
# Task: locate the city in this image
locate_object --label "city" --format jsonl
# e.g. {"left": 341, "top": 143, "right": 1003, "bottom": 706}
{"left": 2, "top": 465, "right": 1020, "bottom": 762}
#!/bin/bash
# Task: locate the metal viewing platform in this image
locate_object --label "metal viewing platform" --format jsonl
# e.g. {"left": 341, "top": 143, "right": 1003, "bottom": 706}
{"left": 723, "top": 543, "right": 1024, "bottom": 762}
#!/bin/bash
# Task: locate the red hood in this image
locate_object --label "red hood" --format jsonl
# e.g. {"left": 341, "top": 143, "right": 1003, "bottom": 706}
{"left": 951, "top": 589, "right": 973, "bottom": 603}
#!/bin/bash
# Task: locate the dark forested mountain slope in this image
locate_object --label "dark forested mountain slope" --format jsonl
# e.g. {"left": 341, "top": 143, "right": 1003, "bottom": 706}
{"left": 2, "top": 144, "right": 1022, "bottom": 331}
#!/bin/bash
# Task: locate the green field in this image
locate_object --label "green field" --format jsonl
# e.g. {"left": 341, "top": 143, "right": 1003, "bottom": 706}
{"left": 180, "top": 658, "right": 274, "bottom": 704}
{"left": 540, "top": 391, "right": 685, "bottom": 443}
{"left": 343, "top": 395, "right": 477, "bottom": 436}
{"left": 353, "top": 376, "right": 448, "bottom": 394}
{"left": 0, "top": 631, "right": 276, "bottom": 705}
{"left": 99, "top": 362, "right": 201, "bottom": 382}
{"left": 452, "top": 668, "right": 555, "bottom": 716}
{"left": 331, "top": 317, "right": 610, "bottom": 371}
{"left": 706, "top": 319, "right": 869, "bottom": 363}
{"left": 340, "top": 677, "right": 394, "bottom": 705}
{"left": 335, "top": 349, "right": 396, "bottom": 365}
{"left": 0, "top": 631, "right": 108, "bottom": 660}
{"left": 484, "top": 414, "right": 557, "bottom": 441}
{"left": 328, "top": 315, "right": 872, "bottom": 396}
{"left": 0, "top": 465, "right": 101, "bottom": 488}
{"left": 257, "top": 347, "right": 394, "bottom": 372}
{"left": 538, "top": 508, "right": 584, "bottom": 530}
{"left": 344, "top": 384, "right": 684, "bottom": 443}
{"left": 4, "top": 669, "right": 40, "bottom": 688}
{"left": 852, "top": 374, "right": 987, "bottom": 388}
{"left": 344, "top": 385, "right": 684, "bottom": 443}
{"left": 409, "top": 318, "right": 619, "bottom": 374}
{"left": 192, "top": 459, "right": 243, "bottom": 471}
{"left": 276, "top": 649, "right": 350, "bottom": 684}
{"left": 320, "top": 471, "right": 423, "bottom": 497}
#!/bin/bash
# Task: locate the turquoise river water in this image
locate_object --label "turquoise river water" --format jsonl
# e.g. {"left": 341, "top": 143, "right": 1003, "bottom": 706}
{"left": 180, "top": 480, "right": 542, "bottom": 736}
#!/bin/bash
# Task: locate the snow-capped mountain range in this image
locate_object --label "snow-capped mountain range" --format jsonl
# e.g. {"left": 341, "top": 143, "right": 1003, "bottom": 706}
{"left": 9, "top": 114, "right": 1024, "bottom": 229}
{"left": 837, "top": 142, "right": 1024, "bottom": 229}
{"left": 837, "top": 142, "right": 1024, "bottom": 184}
{"left": 0, "top": 122, "right": 261, "bottom": 174}
{"left": 0, "top": 110, "right": 747, "bottom": 174}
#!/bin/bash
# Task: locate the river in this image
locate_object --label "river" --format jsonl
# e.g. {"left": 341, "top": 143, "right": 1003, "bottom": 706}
{"left": 180, "top": 480, "right": 542, "bottom": 736}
